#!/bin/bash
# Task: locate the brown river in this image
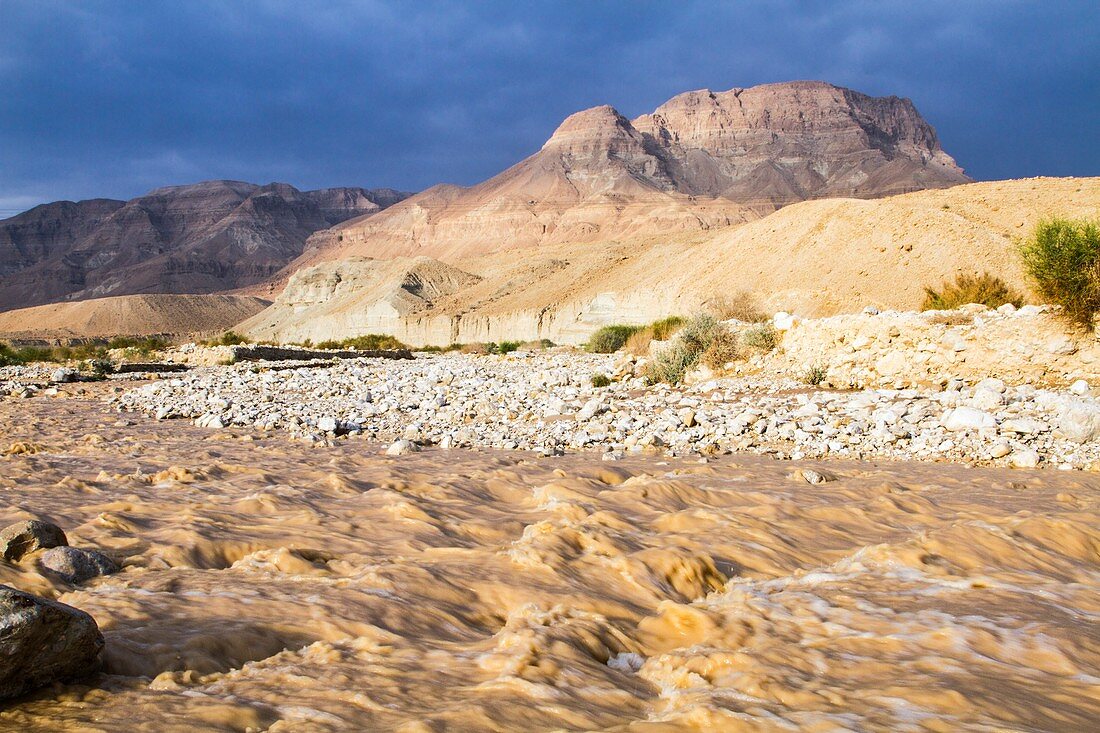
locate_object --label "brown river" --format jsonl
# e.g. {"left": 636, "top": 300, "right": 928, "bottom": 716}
{"left": 1, "top": 387, "right": 1098, "bottom": 731}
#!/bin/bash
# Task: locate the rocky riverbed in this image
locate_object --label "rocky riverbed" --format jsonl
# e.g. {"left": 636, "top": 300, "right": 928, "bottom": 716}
{"left": 101, "top": 347, "right": 1100, "bottom": 470}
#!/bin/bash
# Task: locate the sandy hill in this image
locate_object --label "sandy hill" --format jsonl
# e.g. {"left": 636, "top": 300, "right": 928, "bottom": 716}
{"left": 0, "top": 180, "right": 411, "bottom": 310}
{"left": 242, "top": 178, "right": 1100, "bottom": 346}
{"left": 0, "top": 293, "right": 270, "bottom": 340}
{"left": 290, "top": 80, "right": 967, "bottom": 271}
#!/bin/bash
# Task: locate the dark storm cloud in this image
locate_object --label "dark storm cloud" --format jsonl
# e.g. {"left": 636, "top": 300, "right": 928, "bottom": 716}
{"left": 0, "top": 0, "right": 1097, "bottom": 211}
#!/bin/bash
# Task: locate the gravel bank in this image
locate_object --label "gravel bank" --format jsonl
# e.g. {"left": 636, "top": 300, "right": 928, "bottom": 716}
{"left": 103, "top": 350, "right": 1100, "bottom": 470}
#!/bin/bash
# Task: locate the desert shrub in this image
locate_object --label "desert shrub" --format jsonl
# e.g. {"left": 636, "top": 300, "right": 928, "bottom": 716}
{"left": 88, "top": 358, "right": 116, "bottom": 377}
{"left": 645, "top": 314, "right": 734, "bottom": 384}
{"left": 203, "top": 331, "right": 250, "bottom": 347}
{"left": 497, "top": 341, "right": 521, "bottom": 354}
{"left": 624, "top": 329, "right": 653, "bottom": 356}
{"left": 1019, "top": 217, "right": 1100, "bottom": 328}
{"left": 701, "top": 329, "right": 740, "bottom": 370}
{"left": 645, "top": 341, "right": 695, "bottom": 385}
{"left": 587, "top": 325, "right": 640, "bottom": 353}
{"left": 461, "top": 343, "right": 490, "bottom": 355}
{"left": 316, "top": 334, "right": 407, "bottom": 351}
{"left": 591, "top": 373, "right": 611, "bottom": 388}
{"left": 743, "top": 324, "right": 779, "bottom": 352}
{"left": 0, "top": 344, "right": 21, "bottom": 367}
{"left": 803, "top": 363, "right": 828, "bottom": 386}
{"left": 106, "top": 336, "right": 169, "bottom": 354}
{"left": 707, "top": 291, "right": 769, "bottom": 323}
{"left": 622, "top": 316, "right": 685, "bottom": 356}
{"left": 921, "top": 272, "right": 1023, "bottom": 311}
{"left": 649, "top": 316, "right": 685, "bottom": 340}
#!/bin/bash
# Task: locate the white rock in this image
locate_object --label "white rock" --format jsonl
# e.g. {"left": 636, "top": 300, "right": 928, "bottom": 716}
{"left": 773, "top": 312, "right": 801, "bottom": 331}
{"left": 941, "top": 407, "right": 996, "bottom": 431}
{"left": 1070, "top": 379, "right": 1090, "bottom": 395}
{"left": 316, "top": 416, "right": 338, "bottom": 433}
{"left": 1008, "top": 449, "right": 1040, "bottom": 468}
{"left": 989, "top": 442, "right": 1012, "bottom": 459}
{"left": 999, "top": 418, "right": 1048, "bottom": 435}
{"left": 1056, "top": 403, "right": 1100, "bottom": 443}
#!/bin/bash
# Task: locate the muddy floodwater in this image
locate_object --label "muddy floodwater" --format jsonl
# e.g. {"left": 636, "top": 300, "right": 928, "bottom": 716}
{"left": 1, "top": 388, "right": 1098, "bottom": 731}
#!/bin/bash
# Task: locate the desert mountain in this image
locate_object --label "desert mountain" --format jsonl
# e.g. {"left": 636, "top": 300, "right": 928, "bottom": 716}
{"left": 0, "top": 180, "right": 411, "bottom": 311}
{"left": 242, "top": 178, "right": 1100, "bottom": 346}
{"left": 297, "top": 80, "right": 969, "bottom": 267}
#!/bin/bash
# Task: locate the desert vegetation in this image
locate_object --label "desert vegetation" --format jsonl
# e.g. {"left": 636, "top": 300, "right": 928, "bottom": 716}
{"left": 0, "top": 336, "right": 169, "bottom": 366}
{"left": 921, "top": 272, "right": 1023, "bottom": 311}
{"left": 706, "top": 291, "right": 769, "bottom": 323}
{"left": 1020, "top": 217, "right": 1100, "bottom": 328}
{"left": 315, "top": 334, "right": 407, "bottom": 351}
{"left": 201, "top": 331, "right": 251, "bottom": 347}
{"left": 586, "top": 325, "right": 641, "bottom": 354}
{"left": 645, "top": 314, "right": 738, "bottom": 384}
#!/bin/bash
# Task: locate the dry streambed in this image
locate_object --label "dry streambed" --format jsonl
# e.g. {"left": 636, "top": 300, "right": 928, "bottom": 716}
{"left": 0, "top": 391, "right": 1097, "bottom": 730}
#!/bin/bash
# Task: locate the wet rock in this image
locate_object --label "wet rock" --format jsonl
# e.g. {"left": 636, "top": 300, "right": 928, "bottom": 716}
{"left": 38, "top": 547, "right": 120, "bottom": 584}
{"left": 0, "top": 585, "right": 103, "bottom": 699}
{"left": 0, "top": 520, "right": 68, "bottom": 562}
{"left": 385, "top": 439, "right": 419, "bottom": 456}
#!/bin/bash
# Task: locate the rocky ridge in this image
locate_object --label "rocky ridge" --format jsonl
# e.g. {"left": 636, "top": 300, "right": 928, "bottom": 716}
{"left": 0, "top": 180, "right": 411, "bottom": 310}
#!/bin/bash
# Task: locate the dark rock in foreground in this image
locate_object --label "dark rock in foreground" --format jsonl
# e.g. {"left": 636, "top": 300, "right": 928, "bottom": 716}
{"left": 0, "top": 585, "right": 103, "bottom": 699}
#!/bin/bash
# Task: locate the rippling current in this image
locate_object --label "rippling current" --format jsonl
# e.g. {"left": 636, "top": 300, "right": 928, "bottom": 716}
{"left": 1, "top": 389, "right": 1098, "bottom": 731}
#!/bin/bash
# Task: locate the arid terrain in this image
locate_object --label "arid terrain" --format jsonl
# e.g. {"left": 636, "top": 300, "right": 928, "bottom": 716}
{"left": 1, "top": 74, "right": 1099, "bottom": 733}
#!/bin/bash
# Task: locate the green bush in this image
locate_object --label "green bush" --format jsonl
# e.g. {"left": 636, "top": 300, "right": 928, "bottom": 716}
{"left": 648, "top": 316, "right": 685, "bottom": 341}
{"left": 803, "top": 363, "right": 827, "bottom": 386}
{"left": 921, "top": 272, "right": 1023, "bottom": 311}
{"left": 743, "top": 324, "right": 779, "bottom": 352}
{"left": 591, "top": 373, "right": 611, "bottom": 388}
{"left": 203, "top": 331, "right": 251, "bottom": 347}
{"left": 316, "top": 334, "right": 407, "bottom": 351}
{"left": 498, "top": 341, "right": 521, "bottom": 354}
{"left": 106, "top": 336, "right": 169, "bottom": 354}
{"left": 1019, "top": 217, "right": 1100, "bottom": 328}
{"left": 587, "top": 325, "right": 640, "bottom": 353}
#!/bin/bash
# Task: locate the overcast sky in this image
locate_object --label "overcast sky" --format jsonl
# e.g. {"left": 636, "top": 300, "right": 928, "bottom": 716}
{"left": 1, "top": 0, "right": 1097, "bottom": 213}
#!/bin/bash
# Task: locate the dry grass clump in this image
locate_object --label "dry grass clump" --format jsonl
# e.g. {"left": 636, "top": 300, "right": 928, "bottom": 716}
{"left": 742, "top": 324, "right": 779, "bottom": 352}
{"left": 624, "top": 316, "right": 686, "bottom": 355}
{"left": 591, "top": 373, "right": 611, "bottom": 388}
{"left": 921, "top": 272, "right": 1023, "bottom": 311}
{"left": 701, "top": 329, "right": 740, "bottom": 370}
{"left": 707, "top": 291, "right": 769, "bottom": 323}
{"left": 1019, "top": 217, "right": 1100, "bottom": 328}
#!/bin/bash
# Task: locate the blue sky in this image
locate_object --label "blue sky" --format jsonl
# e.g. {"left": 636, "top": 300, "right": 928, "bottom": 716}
{"left": 1, "top": 0, "right": 1097, "bottom": 213}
